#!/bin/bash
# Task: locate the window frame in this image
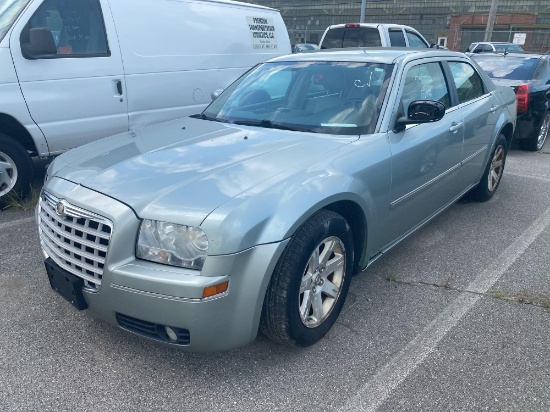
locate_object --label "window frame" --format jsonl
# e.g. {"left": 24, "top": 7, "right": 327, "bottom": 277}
{"left": 19, "top": 0, "right": 111, "bottom": 60}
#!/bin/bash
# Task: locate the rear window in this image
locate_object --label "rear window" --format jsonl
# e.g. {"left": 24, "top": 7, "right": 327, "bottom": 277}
{"left": 474, "top": 57, "right": 540, "bottom": 80}
{"left": 321, "top": 27, "right": 382, "bottom": 49}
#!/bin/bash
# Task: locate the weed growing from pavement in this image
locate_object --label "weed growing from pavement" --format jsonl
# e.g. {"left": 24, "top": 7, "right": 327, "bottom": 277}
{"left": 2, "top": 184, "right": 41, "bottom": 211}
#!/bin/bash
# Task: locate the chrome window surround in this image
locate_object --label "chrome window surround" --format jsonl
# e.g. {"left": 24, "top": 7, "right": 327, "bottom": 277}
{"left": 38, "top": 190, "right": 113, "bottom": 290}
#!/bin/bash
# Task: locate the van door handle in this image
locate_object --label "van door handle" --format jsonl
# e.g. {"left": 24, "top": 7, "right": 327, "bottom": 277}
{"left": 449, "top": 121, "right": 463, "bottom": 133}
{"left": 116, "top": 80, "right": 123, "bottom": 95}
{"left": 490, "top": 105, "right": 500, "bottom": 112}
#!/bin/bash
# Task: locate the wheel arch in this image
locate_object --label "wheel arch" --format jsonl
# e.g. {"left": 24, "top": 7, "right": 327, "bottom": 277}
{"left": 0, "top": 113, "right": 38, "bottom": 155}
{"left": 499, "top": 121, "right": 514, "bottom": 149}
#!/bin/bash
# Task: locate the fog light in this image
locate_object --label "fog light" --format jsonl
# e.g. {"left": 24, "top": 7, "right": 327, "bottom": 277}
{"left": 165, "top": 326, "right": 178, "bottom": 342}
{"left": 202, "top": 281, "right": 229, "bottom": 298}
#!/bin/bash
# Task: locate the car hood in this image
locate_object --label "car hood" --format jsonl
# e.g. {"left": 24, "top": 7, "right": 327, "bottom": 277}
{"left": 52, "top": 117, "right": 356, "bottom": 226}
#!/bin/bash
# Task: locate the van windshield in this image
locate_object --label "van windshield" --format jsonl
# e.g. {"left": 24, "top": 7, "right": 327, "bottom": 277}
{"left": 0, "top": 0, "right": 30, "bottom": 42}
{"left": 202, "top": 60, "right": 394, "bottom": 136}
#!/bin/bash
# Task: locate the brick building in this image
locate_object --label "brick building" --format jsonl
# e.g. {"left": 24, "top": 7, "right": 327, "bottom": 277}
{"left": 242, "top": 0, "right": 550, "bottom": 52}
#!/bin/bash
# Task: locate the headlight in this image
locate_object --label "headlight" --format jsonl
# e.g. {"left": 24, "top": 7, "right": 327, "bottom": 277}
{"left": 136, "top": 219, "right": 208, "bottom": 270}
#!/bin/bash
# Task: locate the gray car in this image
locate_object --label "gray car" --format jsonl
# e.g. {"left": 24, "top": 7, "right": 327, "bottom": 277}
{"left": 37, "top": 49, "right": 517, "bottom": 352}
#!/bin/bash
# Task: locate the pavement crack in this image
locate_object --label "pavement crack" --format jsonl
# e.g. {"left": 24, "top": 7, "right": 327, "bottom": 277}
{"left": 385, "top": 277, "right": 550, "bottom": 313}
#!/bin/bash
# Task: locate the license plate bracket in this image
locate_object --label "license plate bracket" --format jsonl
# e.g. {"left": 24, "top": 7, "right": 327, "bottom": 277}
{"left": 45, "top": 258, "right": 88, "bottom": 310}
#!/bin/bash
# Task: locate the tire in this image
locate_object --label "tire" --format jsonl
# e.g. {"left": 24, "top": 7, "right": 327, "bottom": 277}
{"left": 520, "top": 110, "right": 550, "bottom": 152}
{"left": 260, "top": 210, "right": 354, "bottom": 347}
{"left": 468, "top": 134, "right": 507, "bottom": 202}
{"left": 0, "top": 134, "right": 34, "bottom": 203}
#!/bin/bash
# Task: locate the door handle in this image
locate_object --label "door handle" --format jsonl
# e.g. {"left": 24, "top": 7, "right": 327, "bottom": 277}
{"left": 116, "top": 80, "right": 123, "bottom": 95}
{"left": 490, "top": 105, "right": 500, "bottom": 112}
{"left": 449, "top": 121, "right": 463, "bottom": 133}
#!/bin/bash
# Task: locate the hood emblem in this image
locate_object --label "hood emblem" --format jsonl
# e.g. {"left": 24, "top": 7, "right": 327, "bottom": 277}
{"left": 55, "top": 202, "right": 65, "bottom": 216}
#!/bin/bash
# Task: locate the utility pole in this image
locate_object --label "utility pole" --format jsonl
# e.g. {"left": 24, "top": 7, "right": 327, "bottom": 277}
{"left": 484, "top": 0, "right": 499, "bottom": 42}
{"left": 360, "top": 0, "right": 366, "bottom": 23}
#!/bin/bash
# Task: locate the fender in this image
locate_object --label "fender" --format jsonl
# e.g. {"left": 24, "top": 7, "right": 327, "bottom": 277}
{"left": 201, "top": 135, "right": 393, "bottom": 265}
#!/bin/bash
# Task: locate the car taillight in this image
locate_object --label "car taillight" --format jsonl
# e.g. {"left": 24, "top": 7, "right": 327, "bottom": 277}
{"left": 344, "top": 23, "right": 361, "bottom": 28}
{"left": 516, "top": 83, "right": 529, "bottom": 113}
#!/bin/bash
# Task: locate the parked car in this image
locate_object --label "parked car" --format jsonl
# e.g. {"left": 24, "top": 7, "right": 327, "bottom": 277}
{"left": 319, "top": 23, "right": 430, "bottom": 49}
{"left": 0, "top": 0, "right": 291, "bottom": 203}
{"left": 467, "top": 42, "right": 524, "bottom": 54}
{"left": 292, "top": 43, "right": 319, "bottom": 53}
{"left": 473, "top": 52, "right": 550, "bottom": 151}
{"left": 38, "top": 49, "right": 516, "bottom": 352}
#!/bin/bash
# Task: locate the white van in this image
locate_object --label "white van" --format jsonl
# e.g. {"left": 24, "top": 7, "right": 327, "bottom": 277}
{"left": 0, "top": 0, "right": 290, "bottom": 201}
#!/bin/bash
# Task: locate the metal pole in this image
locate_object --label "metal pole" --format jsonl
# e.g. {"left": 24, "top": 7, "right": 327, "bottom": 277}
{"left": 360, "top": 0, "right": 366, "bottom": 23}
{"left": 484, "top": 0, "right": 499, "bottom": 42}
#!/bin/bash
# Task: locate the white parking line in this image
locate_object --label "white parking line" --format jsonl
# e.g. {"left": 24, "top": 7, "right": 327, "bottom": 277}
{"left": 506, "top": 171, "right": 550, "bottom": 183}
{"left": 0, "top": 216, "right": 35, "bottom": 231}
{"left": 340, "top": 204, "right": 550, "bottom": 412}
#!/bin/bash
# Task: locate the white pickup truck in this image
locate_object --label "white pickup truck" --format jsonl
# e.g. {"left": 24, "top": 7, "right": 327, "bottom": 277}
{"left": 319, "top": 23, "right": 431, "bottom": 49}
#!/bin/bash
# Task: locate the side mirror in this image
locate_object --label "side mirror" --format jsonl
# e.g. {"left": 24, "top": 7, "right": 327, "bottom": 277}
{"left": 211, "top": 89, "right": 224, "bottom": 101}
{"left": 22, "top": 27, "right": 57, "bottom": 59}
{"left": 394, "top": 100, "right": 446, "bottom": 132}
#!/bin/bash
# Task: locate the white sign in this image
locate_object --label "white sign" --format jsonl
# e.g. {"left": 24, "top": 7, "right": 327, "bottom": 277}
{"left": 513, "top": 33, "right": 526, "bottom": 45}
{"left": 247, "top": 16, "right": 278, "bottom": 50}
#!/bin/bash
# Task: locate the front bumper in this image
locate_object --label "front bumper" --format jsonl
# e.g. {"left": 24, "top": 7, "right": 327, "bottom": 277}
{"left": 39, "top": 178, "right": 288, "bottom": 352}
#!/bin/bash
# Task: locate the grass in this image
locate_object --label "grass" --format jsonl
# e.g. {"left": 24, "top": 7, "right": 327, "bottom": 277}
{"left": 1, "top": 184, "right": 41, "bottom": 211}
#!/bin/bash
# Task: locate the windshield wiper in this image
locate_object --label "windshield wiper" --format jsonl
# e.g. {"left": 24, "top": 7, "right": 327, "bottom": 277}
{"left": 190, "top": 113, "right": 229, "bottom": 123}
{"left": 233, "top": 119, "right": 316, "bottom": 133}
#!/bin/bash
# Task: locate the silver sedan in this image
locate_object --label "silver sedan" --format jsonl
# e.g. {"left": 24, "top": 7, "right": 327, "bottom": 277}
{"left": 38, "top": 49, "right": 517, "bottom": 351}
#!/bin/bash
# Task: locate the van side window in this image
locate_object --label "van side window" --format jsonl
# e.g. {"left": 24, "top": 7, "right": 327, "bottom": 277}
{"left": 20, "top": 0, "right": 109, "bottom": 58}
{"left": 448, "top": 62, "right": 485, "bottom": 104}
{"left": 388, "top": 29, "right": 406, "bottom": 47}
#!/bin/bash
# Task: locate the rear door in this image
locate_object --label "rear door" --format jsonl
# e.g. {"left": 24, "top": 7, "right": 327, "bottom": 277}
{"left": 10, "top": 0, "right": 128, "bottom": 154}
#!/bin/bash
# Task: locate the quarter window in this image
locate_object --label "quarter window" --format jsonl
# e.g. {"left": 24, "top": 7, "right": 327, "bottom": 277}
{"left": 401, "top": 62, "right": 451, "bottom": 116}
{"left": 20, "top": 0, "right": 109, "bottom": 58}
{"left": 448, "top": 62, "right": 485, "bottom": 104}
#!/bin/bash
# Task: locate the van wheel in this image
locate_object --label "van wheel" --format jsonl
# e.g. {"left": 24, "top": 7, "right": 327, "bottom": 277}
{"left": 0, "top": 134, "right": 34, "bottom": 203}
{"left": 260, "top": 210, "right": 354, "bottom": 347}
{"left": 520, "top": 111, "right": 550, "bottom": 151}
{"left": 467, "top": 134, "right": 507, "bottom": 202}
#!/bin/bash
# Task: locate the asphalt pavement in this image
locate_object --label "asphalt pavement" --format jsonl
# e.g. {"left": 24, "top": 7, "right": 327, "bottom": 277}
{"left": 0, "top": 142, "right": 549, "bottom": 411}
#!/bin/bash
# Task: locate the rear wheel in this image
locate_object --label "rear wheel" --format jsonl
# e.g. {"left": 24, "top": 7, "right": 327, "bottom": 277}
{"left": 468, "top": 134, "right": 507, "bottom": 202}
{"left": 520, "top": 110, "right": 550, "bottom": 151}
{"left": 260, "top": 210, "right": 354, "bottom": 347}
{"left": 0, "top": 134, "right": 34, "bottom": 204}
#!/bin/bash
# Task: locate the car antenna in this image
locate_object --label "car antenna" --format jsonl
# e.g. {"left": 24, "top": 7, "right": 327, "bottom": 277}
{"left": 504, "top": 50, "right": 508, "bottom": 57}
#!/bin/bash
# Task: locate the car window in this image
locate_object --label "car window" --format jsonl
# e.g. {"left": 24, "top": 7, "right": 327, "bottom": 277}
{"left": 474, "top": 56, "right": 540, "bottom": 80}
{"left": 389, "top": 29, "right": 406, "bottom": 47}
{"left": 405, "top": 31, "right": 428, "bottom": 48}
{"left": 401, "top": 62, "right": 451, "bottom": 116}
{"left": 448, "top": 62, "right": 485, "bottom": 104}
{"left": 20, "top": 0, "right": 108, "bottom": 57}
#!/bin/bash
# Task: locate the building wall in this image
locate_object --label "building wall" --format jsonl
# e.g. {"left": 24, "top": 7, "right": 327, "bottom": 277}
{"left": 242, "top": 0, "right": 550, "bottom": 51}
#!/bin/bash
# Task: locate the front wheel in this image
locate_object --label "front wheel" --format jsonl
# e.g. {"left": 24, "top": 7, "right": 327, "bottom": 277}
{"left": 0, "top": 134, "right": 33, "bottom": 204}
{"left": 467, "top": 133, "right": 507, "bottom": 202}
{"left": 260, "top": 210, "right": 354, "bottom": 347}
{"left": 520, "top": 110, "right": 550, "bottom": 152}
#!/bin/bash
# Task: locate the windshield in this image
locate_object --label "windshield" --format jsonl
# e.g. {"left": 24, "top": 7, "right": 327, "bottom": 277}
{"left": 474, "top": 56, "right": 539, "bottom": 80}
{"left": 0, "top": 0, "right": 30, "bottom": 42}
{"left": 202, "top": 61, "right": 394, "bottom": 135}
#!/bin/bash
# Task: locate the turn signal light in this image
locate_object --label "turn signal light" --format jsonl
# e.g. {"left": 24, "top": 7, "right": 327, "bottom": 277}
{"left": 516, "top": 83, "right": 529, "bottom": 113}
{"left": 202, "top": 281, "right": 229, "bottom": 298}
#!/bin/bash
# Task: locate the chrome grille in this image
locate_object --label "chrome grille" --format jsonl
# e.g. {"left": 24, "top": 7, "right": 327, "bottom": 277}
{"left": 38, "top": 191, "right": 113, "bottom": 290}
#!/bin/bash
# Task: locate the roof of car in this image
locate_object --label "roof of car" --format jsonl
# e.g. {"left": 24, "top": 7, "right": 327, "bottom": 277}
{"left": 268, "top": 48, "right": 466, "bottom": 64}
{"left": 472, "top": 42, "right": 517, "bottom": 45}
{"left": 472, "top": 51, "right": 547, "bottom": 59}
